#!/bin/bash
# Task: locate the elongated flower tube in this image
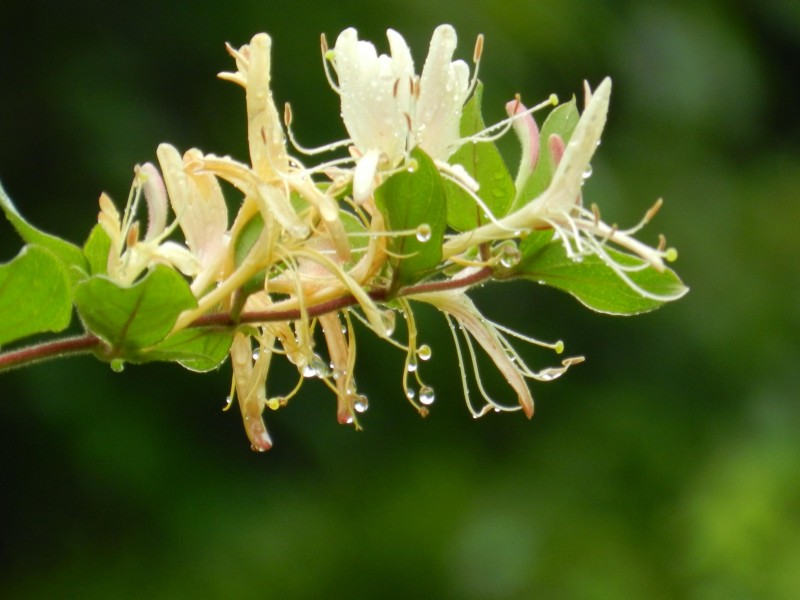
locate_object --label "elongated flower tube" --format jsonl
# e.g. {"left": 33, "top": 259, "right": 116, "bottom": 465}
{"left": 412, "top": 288, "right": 581, "bottom": 419}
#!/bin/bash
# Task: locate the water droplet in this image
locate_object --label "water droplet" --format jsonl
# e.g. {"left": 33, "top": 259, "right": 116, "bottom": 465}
{"left": 407, "top": 357, "right": 418, "bottom": 373}
{"left": 582, "top": 165, "right": 593, "bottom": 179}
{"left": 252, "top": 348, "right": 261, "bottom": 361}
{"left": 417, "top": 344, "right": 432, "bottom": 361}
{"left": 405, "top": 388, "right": 416, "bottom": 400}
{"left": 381, "top": 309, "right": 396, "bottom": 336}
{"left": 416, "top": 223, "right": 432, "bottom": 242}
{"left": 491, "top": 187, "right": 506, "bottom": 199}
{"left": 571, "top": 254, "right": 584, "bottom": 263}
{"left": 537, "top": 368, "right": 560, "bottom": 381}
{"left": 354, "top": 394, "right": 369, "bottom": 413}
{"left": 492, "top": 171, "right": 506, "bottom": 181}
{"left": 345, "top": 415, "right": 355, "bottom": 424}
{"left": 223, "top": 395, "right": 233, "bottom": 409}
{"left": 111, "top": 359, "right": 125, "bottom": 373}
{"left": 419, "top": 385, "right": 435, "bottom": 405}
{"left": 497, "top": 240, "right": 520, "bottom": 268}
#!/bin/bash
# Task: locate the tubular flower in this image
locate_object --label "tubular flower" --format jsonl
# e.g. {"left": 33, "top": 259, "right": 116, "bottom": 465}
{"left": 443, "top": 78, "right": 682, "bottom": 302}
{"left": 98, "top": 163, "right": 202, "bottom": 285}
{"left": 326, "top": 24, "right": 472, "bottom": 202}
{"left": 413, "top": 287, "right": 581, "bottom": 419}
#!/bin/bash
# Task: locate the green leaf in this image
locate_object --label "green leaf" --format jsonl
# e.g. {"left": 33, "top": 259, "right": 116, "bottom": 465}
{"left": 234, "top": 211, "right": 265, "bottom": 268}
{"left": 514, "top": 235, "right": 688, "bottom": 315}
{"left": 445, "top": 83, "right": 515, "bottom": 231}
{"left": 1, "top": 181, "right": 88, "bottom": 282}
{"left": 511, "top": 98, "right": 580, "bottom": 212}
{"left": 0, "top": 245, "right": 73, "bottom": 346}
{"left": 83, "top": 224, "right": 112, "bottom": 275}
{"left": 144, "top": 327, "right": 234, "bottom": 372}
{"left": 74, "top": 265, "right": 197, "bottom": 352}
{"left": 375, "top": 147, "right": 447, "bottom": 289}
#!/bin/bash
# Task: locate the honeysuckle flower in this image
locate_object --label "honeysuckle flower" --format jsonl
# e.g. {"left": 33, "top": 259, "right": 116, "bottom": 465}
{"left": 327, "top": 24, "right": 472, "bottom": 202}
{"left": 98, "top": 163, "right": 202, "bottom": 285}
{"left": 217, "top": 33, "right": 349, "bottom": 258}
{"left": 443, "top": 78, "right": 683, "bottom": 302}
{"left": 412, "top": 286, "right": 582, "bottom": 419}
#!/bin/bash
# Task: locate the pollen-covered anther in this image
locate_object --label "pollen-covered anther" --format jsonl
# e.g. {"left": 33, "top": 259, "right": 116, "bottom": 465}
{"left": 473, "top": 33, "right": 484, "bottom": 63}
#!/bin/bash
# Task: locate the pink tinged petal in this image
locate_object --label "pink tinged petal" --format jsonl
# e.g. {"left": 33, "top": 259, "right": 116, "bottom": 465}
{"left": 506, "top": 99, "right": 540, "bottom": 191}
{"left": 548, "top": 133, "right": 565, "bottom": 167}
{"left": 137, "top": 163, "right": 168, "bottom": 242}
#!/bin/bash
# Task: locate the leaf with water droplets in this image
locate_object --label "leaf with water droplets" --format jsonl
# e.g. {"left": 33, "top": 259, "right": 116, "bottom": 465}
{"left": 444, "top": 82, "right": 515, "bottom": 231}
{"left": 513, "top": 234, "right": 688, "bottom": 315}
{"left": 374, "top": 147, "right": 447, "bottom": 290}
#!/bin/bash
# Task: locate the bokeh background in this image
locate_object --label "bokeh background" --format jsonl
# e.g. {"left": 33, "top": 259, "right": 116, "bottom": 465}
{"left": 1, "top": 0, "right": 799, "bottom": 598}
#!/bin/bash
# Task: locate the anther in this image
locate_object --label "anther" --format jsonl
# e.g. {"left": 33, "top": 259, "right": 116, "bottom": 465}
{"left": 473, "top": 34, "right": 484, "bottom": 63}
{"left": 645, "top": 198, "right": 663, "bottom": 223}
{"left": 284, "top": 103, "right": 293, "bottom": 127}
{"left": 320, "top": 33, "right": 329, "bottom": 55}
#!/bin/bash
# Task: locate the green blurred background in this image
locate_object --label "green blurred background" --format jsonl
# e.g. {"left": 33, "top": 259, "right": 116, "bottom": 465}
{"left": 1, "top": 0, "right": 799, "bottom": 598}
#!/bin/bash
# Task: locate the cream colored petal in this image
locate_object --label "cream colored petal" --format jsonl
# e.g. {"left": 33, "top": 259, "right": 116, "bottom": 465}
{"left": 244, "top": 33, "right": 289, "bottom": 179}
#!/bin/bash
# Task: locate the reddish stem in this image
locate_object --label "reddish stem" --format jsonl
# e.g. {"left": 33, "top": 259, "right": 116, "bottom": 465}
{"left": 0, "top": 266, "right": 494, "bottom": 372}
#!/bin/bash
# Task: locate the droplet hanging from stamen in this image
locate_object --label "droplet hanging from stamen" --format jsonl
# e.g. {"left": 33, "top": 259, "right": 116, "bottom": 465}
{"left": 354, "top": 394, "right": 369, "bottom": 413}
{"left": 419, "top": 385, "right": 435, "bottom": 406}
{"left": 417, "top": 344, "right": 432, "bottom": 361}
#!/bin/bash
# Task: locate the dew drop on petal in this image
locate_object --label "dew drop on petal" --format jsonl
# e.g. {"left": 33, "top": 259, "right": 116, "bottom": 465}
{"left": 582, "top": 164, "right": 593, "bottom": 179}
{"left": 111, "top": 359, "right": 125, "bottom": 373}
{"left": 417, "top": 344, "right": 432, "bottom": 361}
{"left": 416, "top": 223, "right": 432, "bottom": 242}
{"left": 419, "top": 385, "right": 435, "bottom": 405}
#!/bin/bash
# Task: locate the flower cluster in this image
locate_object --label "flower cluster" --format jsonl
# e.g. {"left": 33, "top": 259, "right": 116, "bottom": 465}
{"left": 98, "top": 25, "right": 685, "bottom": 450}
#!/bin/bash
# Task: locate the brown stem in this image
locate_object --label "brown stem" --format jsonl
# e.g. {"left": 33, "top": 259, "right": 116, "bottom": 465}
{"left": 0, "top": 334, "right": 102, "bottom": 372}
{"left": 0, "top": 267, "right": 494, "bottom": 373}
